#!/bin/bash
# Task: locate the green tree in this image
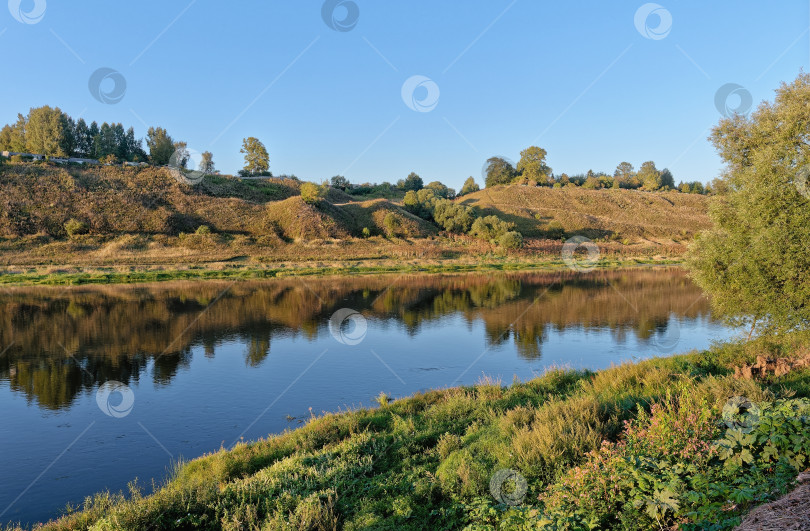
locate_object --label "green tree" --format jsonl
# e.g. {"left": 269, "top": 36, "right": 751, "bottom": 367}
{"left": 25, "top": 106, "right": 69, "bottom": 157}
{"left": 403, "top": 172, "right": 423, "bottom": 191}
{"left": 517, "top": 146, "right": 552, "bottom": 185}
{"left": 146, "top": 127, "right": 175, "bottom": 165}
{"left": 240, "top": 137, "right": 270, "bottom": 175}
{"left": 637, "top": 161, "right": 662, "bottom": 190}
{"left": 660, "top": 168, "right": 675, "bottom": 190}
{"left": 172, "top": 141, "right": 190, "bottom": 168}
{"left": 330, "top": 175, "right": 349, "bottom": 190}
{"left": 687, "top": 73, "right": 810, "bottom": 334}
{"left": 459, "top": 176, "right": 480, "bottom": 196}
{"left": 425, "top": 181, "right": 453, "bottom": 199}
{"left": 484, "top": 157, "right": 516, "bottom": 187}
{"left": 200, "top": 151, "right": 215, "bottom": 173}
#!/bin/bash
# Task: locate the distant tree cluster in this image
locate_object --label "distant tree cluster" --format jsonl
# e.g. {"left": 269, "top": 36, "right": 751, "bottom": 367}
{"left": 0, "top": 106, "right": 205, "bottom": 169}
{"left": 483, "top": 147, "right": 710, "bottom": 194}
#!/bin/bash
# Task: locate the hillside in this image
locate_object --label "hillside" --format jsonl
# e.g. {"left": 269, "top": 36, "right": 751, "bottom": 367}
{"left": 0, "top": 163, "right": 713, "bottom": 278}
{"left": 458, "top": 184, "right": 711, "bottom": 242}
{"left": 0, "top": 163, "right": 437, "bottom": 241}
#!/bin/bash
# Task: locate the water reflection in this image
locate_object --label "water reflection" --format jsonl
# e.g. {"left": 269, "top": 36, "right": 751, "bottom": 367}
{"left": 0, "top": 268, "right": 709, "bottom": 411}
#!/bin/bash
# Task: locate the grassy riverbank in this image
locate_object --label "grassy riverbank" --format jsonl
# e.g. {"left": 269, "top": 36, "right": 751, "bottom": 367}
{"left": 0, "top": 256, "right": 680, "bottom": 286}
{"left": 16, "top": 334, "right": 810, "bottom": 530}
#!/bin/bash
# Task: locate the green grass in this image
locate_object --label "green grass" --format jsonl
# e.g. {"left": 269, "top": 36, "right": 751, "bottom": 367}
{"left": 0, "top": 257, "right": 680, "bottom": 286}
{"left": 17, "top": 334, "right": 810, "bottom": 530}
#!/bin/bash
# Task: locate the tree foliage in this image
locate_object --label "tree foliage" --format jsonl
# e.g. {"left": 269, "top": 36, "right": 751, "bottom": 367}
{"left": 146, "top": 127, "right": 175, "bottom": 165}
{"left": 484, "top": 157, "right": 517, "bottom": 187}
{"left": 687, "top": 73, "right": 810, "bottom": 333}
{"left": 240, "top": 137, "right": 270, "bottom": 176}
{"left": 517, "top": 146, "right": 552, "bottom": 185}
{"left": 459, "top": 176, "right": 480, "bottom": 196}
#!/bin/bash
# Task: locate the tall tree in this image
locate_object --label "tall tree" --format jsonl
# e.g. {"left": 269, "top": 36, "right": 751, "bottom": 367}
{"left": 659, "top": 168, "right": 675, "bottom": 190}
{"left": 330, "top": 175, "right": 349, "bottom": 190}
{"left": 637, "top": 161, "right": 662, "bottom": 190}
{"left": 25, "top": 106, "right": 68, "bottom": 157}
{"left": 484, "top": 157, "right": 516, "bottom": 187}
{"left": 459, "top": 176, "right": 480, "bottom": 196}
{"left": 403, "top": 172, "right": 423, "bottom": 191}
{"left": 517, "top": 146, "right": 552, "bottom": 184}
{"left": 172, "top": 141, "right": 189, "bottom": 168}
{"left": 146, "top": 127, "right": 175, "bottom": 165}
{"left": 200, "top": 151, "right": 215, "bottom": 173}
{"left": 240, "top": 137, "right": 269, "bottom": 175}
{"left": 687, "top": 73, "right": 810, "bottom": 334}
{"left": 73, "top": 118, "right": 92, "bottom": 157}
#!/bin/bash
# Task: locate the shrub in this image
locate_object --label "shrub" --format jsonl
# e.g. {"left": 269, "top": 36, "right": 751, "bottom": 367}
{"left": 383, "top": 213, "right": 400, "bottom": 237}
{"left": 470, "top": 215, "right": 514, "bottom": 241}
{"left": 499, "top": 231, "right": 523, "bottom": 249}
{"left": 195, "top": 225, "right": 212, "bottom": 235}
{"left": 362, "top": 227, "right": 371, "bottom": 238}
{"left": 300, "top": 182, "right": 325, "bottom": 204}
{"left": 433, "top": 200, "right": 475, "bottom": 233}
{"left": 64, "top": 218, "right": 89, "bottom": 237}
{"left": 545, "top": 220, "right": 565, "bottom": 240}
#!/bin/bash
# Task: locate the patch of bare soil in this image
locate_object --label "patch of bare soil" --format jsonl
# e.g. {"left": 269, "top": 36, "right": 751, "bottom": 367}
{"left": 735, "top": 471, "right": 810, "bottom": 530}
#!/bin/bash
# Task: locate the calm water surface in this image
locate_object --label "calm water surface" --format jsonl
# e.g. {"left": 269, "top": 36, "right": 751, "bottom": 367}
{"left": 0, "top": 268, "right": 738, "bottom": 526}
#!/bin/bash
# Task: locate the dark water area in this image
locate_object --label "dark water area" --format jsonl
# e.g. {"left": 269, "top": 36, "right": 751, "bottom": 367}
{"left": 0, "top": 268, "right": 738, "bottom": 526}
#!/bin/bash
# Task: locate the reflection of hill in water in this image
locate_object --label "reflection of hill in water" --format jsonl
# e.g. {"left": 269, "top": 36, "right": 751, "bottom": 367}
{"left": 0, "top": 268, "right": 710, "bottom": 410}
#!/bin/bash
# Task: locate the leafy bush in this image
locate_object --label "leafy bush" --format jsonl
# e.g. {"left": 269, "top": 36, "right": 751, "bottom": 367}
{"left": 195, "top": 225, "right": 212, "bottom": 235}
{"left": 64, "top": 218, "right": 89, "bottom": 237}
{"left": 540, "top": 396, "right": 810, "bottom": 530}
{"left": 499, "top": 231, "right": 523, "bottom": 249}
{"left": 433, "top": 200, "right": 475, "bottom": 233}
{"left": 300, "top": 182, "right": 325, "bottom": 204}
{"left": 383, "top": 213, "right": 400, "bottom": 237}
{"left": 469, "top": 215, "right": 514, "bottom": 242}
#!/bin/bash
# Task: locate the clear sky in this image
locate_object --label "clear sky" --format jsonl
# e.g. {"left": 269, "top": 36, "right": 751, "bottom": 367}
{"left": 2, "top": 1, "right": 808, "bottom": 188}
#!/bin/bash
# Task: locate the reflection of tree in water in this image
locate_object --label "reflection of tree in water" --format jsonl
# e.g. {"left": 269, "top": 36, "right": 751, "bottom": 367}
{"left": 0, "top": 268, "right": 710, "bottom": 409}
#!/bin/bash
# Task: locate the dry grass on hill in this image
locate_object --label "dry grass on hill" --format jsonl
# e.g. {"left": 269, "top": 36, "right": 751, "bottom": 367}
{"left": 458, "top": 184, "right": 711, "bottom": 242}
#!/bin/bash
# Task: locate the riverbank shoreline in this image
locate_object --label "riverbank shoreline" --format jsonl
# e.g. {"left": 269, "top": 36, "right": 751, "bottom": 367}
{"left": 15, "top": 333, "right": 810, "bottom": 530}
{"left": 0, "top": 256, "right": 682, "bottom": 287}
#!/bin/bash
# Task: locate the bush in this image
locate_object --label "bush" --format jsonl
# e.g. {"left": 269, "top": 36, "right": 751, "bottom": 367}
{"left": 499, "top": 231, "right": 523, "bottom": 249}
{"left": 541, "top": 396, "right": 810, "bottom": 530}
{"left": 470, "top": 215, "right": 514, "bottom": 241}
{"left": 64, "top": 218, "right": 89, "bottom": 237}
{"left": 545, "top": 220, "right": 565, "bottom": 240}
{"left": 383, "top": 213, "right": 400, "bottom": 237}
{"left": 195, "top": 225, "right": 212, "bottom": 235}
{"left": 361, "top": 227, "right": 371, "bottom": 238}
{"left": 300, "top": 182, "right": 325, "bottom": 204}
{"left": 433, "top": 200, "right": 475, "bottom": 233}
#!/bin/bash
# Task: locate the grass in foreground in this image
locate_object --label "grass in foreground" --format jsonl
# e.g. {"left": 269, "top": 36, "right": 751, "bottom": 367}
{"left": 13, "top": 334, "right": 810, "bottom": 530}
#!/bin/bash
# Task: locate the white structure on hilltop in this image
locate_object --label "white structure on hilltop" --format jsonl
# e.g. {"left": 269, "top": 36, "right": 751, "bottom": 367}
{"left": 1, "top": 151, "right": 99, "bottom": 164}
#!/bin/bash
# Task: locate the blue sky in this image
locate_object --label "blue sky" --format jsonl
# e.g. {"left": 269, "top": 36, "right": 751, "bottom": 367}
{"left": 2, "top": 1, "right": 808, "bottom": 188}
